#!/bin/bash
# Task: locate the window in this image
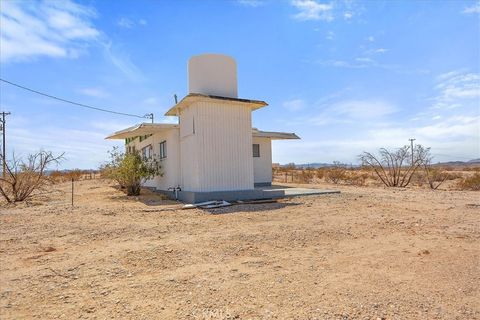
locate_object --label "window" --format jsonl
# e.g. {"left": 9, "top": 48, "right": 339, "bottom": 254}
{"left": 159, "top": 141, "right": 167, "bottom": 159}
{"left": 142, "top": 145, "right": 153, "bottom": 159}
{"left": 253, "top": 144, "right": 260, "bottom": 157}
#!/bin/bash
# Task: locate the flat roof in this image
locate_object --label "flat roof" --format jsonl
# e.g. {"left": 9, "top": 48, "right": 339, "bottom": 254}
{"left": 105, "top": 123, "right": 178, "bottom": 139}
{"left": 165, "top": 93, "right": 268, "bottom": 116}
{"left": 106, "top": 124, "right": 300, "bottom": 141}
{"left": 253, "top": 129, "right": 300, "bottom": 140}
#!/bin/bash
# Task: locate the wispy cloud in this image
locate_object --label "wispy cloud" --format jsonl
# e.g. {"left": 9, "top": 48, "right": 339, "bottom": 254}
{"left": 283, "top": 99, "right": 306, "bottom": 111}
{"left": 0, "top": 0, "right": 99, "bottom": 62}
{"left": 1, "top": 1, "right": 144, "bottom": 81}
{"left": 143, "top": 97, "right": 158, "bottom": 105}
{"left": 431, "top": 70, "right": 480, "bottom": 109}
{"left": 316, "top": 57, "right": 429, "bottom": 75}
{"left": 291, "top": 0, "right": 334, "bottom": 21}
{"left": 237, "top": 0, "right": 265, "bottom": 7}
{"left": 325, "top": 30, "right": 335, "bottom": 40}
{"left": 101, "top": 41, "right": 144, "bottom": 81}
{"left": 462, "top": 2, "right": 480, "bottom": 14}
{"left": 78, "top": 87, "right": 109, "bottom": 98}
{"left": 117, "top": 17, "right": 148, "bottom": 28}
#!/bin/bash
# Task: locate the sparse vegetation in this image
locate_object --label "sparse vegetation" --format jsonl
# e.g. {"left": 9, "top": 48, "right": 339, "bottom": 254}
{"left": 0, "top": 151, "right": 64, "bottom": 203}
{"left": 359, "top": 145, "right": 430, "bottom": 187}
{"left": 324, "top": 162, "right": 347, "bottom": 184}
{"left": 101, "top": 147, "right": 162, "bottom": 196}
{"left": 457, "top": 173, "right": 480, "bottom": 191}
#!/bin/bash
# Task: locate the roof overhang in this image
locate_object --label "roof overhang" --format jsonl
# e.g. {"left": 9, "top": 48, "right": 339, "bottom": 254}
{"left": 105, "top": 123, "right": 178, "bottom": 140}
{"left": 165, "top": 93, "right": 268, "bottom": 116}
{"left": 252, "top": 129, "right": 300, "bottom": 140}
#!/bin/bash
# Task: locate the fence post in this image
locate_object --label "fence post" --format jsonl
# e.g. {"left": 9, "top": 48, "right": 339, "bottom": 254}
{"left": 71, "top": 178, "right": 74, "bottom": 207}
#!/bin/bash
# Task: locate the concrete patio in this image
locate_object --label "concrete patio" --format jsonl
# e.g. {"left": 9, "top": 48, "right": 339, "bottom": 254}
{"left": 257, "top": 185, "right": 340, "bottom": 198}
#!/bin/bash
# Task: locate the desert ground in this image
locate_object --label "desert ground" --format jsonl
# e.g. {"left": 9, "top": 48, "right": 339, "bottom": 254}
{"left": 0, "top": 179, "right": 479, "bottom": 319}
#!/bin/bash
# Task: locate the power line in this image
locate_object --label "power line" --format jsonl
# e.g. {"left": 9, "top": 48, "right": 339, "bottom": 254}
{"left": 0, "top": 78, "right": 151, "bottom": 120}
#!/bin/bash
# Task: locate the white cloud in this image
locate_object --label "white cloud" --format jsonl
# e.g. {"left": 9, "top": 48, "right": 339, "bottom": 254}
{"left": 79, "top": 87, "right": 109, "bottom": 98}
{"left": 343, "top": 11, "right": 353, "bottom": 19}
{"left": 432, "top": 71, "right": 480, "bottom": 109}
{"left": 283, "top": 99, "right": 306, "bottom": 111}
{"left": 117, "top": 17, "right": 134, "bottom": 29}
{"left": 462, "top": 2, "right": 480, "bottom": 14}
{"left": 237, "top": 0, "right": 265, "bottom": 7}
{"left": 325, "top": 30, "right": 335, "bottom": 40}
{"left": 291, "top": 0, "right": 334, "bottom": 21}
{"left": 143, "top": 97, "right": 158, "bottom": 105}
{"left": 117, "top": 17, "right": 148, "bottom": 28}
{"left": 0, "top": 0, "right": 99, "bottom": 62}
{"left": 9, "top": 121, "right": 124, "bottom": 169}
{"left": 367, "top": 35, "right": 375, "bottom": 42}
{"left": 102, "top": 41, "right": 144, "bottom": 81}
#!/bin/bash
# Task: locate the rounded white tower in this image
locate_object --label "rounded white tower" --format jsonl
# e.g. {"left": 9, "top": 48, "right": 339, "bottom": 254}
{"left": 188, "top": 54, "right": 238, "bottom": 98}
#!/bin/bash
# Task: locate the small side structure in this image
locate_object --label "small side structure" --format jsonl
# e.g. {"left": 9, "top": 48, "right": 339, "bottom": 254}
{"left": 106, "top": 54, "right": 300, "bottom": 203}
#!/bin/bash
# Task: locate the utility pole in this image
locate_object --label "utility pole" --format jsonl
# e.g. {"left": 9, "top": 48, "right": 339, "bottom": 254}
{"left": 145, "top": 113, "right": 154, "bottom": 123}
{"left": 409, "top": 138, "right": 416, "bottom": 165}
{"left": 0, "top": 112, "right": 11, "bottom": 177}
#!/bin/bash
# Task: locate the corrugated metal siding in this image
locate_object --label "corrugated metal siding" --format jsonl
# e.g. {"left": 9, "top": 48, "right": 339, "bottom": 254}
{"left": 179, "top": 101, "right": 254, "bottom": 192}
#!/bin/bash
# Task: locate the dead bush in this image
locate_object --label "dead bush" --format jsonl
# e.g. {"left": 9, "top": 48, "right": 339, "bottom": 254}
{"left": 316, "top": 168, "right": 325, "bottom": 180}
{"left": 343, "top": 171, "right": 368, "bottom": 186}
{"left": 359, "top": 145, "right": 429, "bottom": 187}
{"left": 324, "top": 162, "right": 347, "bottom": 184}
{"left": 296, "top": 169, "right": 315, "bottom": 183}
{"left": 0, "top": 151, "right": 64, "bottom": 203}
{"left": 457, "top": 173, "right": 480, "bottom": 191}
{"left": 65, "top": 169, "right": 83, "bottom": 181}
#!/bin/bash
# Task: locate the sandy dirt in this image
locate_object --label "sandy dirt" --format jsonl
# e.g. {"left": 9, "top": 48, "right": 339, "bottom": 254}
{"left": 0, "top": 179, "right": 479, "bottom": 319}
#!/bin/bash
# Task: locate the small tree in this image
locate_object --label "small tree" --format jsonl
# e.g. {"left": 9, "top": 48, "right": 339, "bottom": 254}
{"left": 325, "top": 161, "right": 347, "bottom": 184}
{"left": 101, "top": 147, "right": 162, "bottom": 196}
{"left": 359, "top": 145, "right": 430, "bottom": 187}
{"left": 0, "top": 151, "right": 64, "bottom": 203}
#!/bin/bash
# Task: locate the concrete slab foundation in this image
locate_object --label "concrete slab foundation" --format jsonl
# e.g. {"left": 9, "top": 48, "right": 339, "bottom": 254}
{"left": 157, "top": 185, "right": 339, "bottom": 203}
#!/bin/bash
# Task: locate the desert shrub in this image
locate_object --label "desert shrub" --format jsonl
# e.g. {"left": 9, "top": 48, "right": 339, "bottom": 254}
{"left": 49, "top": 170, "right": 67, "bottom": 183}
{"left": 316, "top": 168, "right": 325, "bottom": 180}
{"left": 359, "top": 145, "right": 430, "bottom": 187}
{"left": 101, "top": 147, "right": 162, "bottom": 196}
{"left": 343, "top": 171, "right": 368, "bottom": 186}
{"left": 65, "top": 169, "right": 83, "bottom": 181}
{"left": 0, "top": 151, "right": 64, "bottom": 203}
{"left": 457, "top": 173, "right": 480, "bottom": 191}
{"left": 423, "top": 167, "right": 449, "bottom": 190}
{"left": 296, "top": 169, "right": 315, "bottom": 183}
{"left": 324, "top": 162, "right": 347, "bottom": 184}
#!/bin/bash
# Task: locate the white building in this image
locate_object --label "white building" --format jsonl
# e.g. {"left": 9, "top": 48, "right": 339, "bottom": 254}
{"left": 106, "top": 54, "right": 299, "bottom": 202}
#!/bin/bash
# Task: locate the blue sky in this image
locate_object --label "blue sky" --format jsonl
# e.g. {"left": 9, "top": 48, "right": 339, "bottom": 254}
{"left": 1, "top": 0, "right": 479, "bottom": 169}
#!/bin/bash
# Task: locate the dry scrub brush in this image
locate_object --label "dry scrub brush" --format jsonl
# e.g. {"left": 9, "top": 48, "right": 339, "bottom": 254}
{"left": 0, "top": 151, "right": 64, "bottom": 203}
{"left": 457, "top": 173, "right": 480, "bottom": 191}
{"left": 359, "top": 145, "right": 429, "bottom": 187}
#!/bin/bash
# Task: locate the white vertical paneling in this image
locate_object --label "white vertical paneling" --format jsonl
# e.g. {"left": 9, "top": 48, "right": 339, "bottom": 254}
{"left": 253, "top": 137, "right": 272, "bottom": 184}
{"left": 179, "top": 99, "right": 254, "bottom": 192}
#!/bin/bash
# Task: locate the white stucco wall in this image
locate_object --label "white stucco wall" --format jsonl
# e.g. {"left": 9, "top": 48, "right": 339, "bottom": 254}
{"left": 126, "top": 128, "right": 180, "bottom": 191}
{"left": 253, "top": 137, "right": 272, "bottom": 184}
{"left": 179, "top": 100, "right": 254, "bottom": 192}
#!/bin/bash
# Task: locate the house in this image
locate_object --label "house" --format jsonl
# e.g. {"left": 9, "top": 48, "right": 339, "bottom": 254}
{"left": 106, "top": 54, "right": 300, "bottom": 202}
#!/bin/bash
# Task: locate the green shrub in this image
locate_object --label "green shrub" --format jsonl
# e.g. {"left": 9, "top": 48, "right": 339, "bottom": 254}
{"left": 101, "top": 147, "right": 162, "bottom": 196}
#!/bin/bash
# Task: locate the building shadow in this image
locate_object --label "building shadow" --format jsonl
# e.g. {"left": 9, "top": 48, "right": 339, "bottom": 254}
{"left": 204, "top": 201, "right": 301, "bottom": 215}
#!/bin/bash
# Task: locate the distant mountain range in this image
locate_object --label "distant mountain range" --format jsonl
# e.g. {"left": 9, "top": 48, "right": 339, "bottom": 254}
{"left": 281, "top": 159, "right": 480, "bottom": 169}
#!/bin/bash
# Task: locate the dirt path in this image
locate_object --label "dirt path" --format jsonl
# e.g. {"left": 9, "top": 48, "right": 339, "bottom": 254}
{"left": 0, "top": 180, "right": 479, "bottom": 319}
